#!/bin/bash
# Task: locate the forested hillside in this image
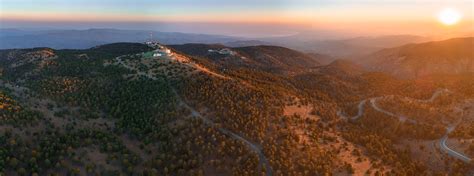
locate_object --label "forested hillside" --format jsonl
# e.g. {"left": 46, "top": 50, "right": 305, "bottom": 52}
{"left": 0, "top": 42, "right": 472, "bottom": 175}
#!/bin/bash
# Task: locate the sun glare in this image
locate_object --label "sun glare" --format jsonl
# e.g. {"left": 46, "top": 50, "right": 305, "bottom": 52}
{"left": 438, "top": 8, "right": 461, "bottom": 26}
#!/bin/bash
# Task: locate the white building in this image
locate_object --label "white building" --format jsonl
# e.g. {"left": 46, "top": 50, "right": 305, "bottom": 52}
{"left": 219, "top": 48, "right": 234, "bottom": 55}
{"left": 208, "top": 48, "right": 234, "bottom": 55}
{"left": 153, "top": 53, "right": 162, "bottom": 57}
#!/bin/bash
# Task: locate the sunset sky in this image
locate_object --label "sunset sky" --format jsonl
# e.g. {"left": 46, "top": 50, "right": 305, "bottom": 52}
{"left": 1, "top": 0, "right": 473, "bottom": 37}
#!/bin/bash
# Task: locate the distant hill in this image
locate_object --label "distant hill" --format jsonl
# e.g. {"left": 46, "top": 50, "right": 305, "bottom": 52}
{"left": 168, "top": 43, "right": 227, "bottom": 57}
{"left": 336, "top": 35, "right": 429, "bottom": 48}
{"left": 261, "top": 34, "right": 429, "bottom": 58}
{"left": 223, "top": 40, "right": 272, "bottom": 47}
{"left": 306, "top": 53, "right": 336, "bottom": 65}
{"left": 317, "top": 60, "right": 365, "bottom": 77}
{"left": 0, "top": 28, "right": 241, "bottom": 49}
{"left": 235, "top": 45, "right": 321, "bottom": 69}
{"left": 170, "top": 44, "right": 321, "bottom": 73}
{"left": 90, "top": 42, "right": 153, "bottom": 55}
{"left": 359, "top": 37, "right": 474, "bottom": 79}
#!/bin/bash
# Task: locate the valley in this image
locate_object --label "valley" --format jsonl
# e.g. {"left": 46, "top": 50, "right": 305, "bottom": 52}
{"left": 0, "top": 39, "right": 473, "bottom": 175}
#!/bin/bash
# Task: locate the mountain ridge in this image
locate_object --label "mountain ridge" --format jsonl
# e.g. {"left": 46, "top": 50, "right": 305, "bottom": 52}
{"left": 358, "top": 37, "right": 474, "bottom": 79}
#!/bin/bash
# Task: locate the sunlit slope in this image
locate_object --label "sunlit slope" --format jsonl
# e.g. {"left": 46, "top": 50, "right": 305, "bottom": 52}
{"left": 360, "top": 37, "right": 473, "bottom": 79}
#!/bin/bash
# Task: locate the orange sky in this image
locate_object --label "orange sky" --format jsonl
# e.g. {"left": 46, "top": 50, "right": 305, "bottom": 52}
{"left": 1, "top": 0, "right": 472, "bottom": 37}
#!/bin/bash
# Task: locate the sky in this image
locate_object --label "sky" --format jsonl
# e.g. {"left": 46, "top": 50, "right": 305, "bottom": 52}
{"left": 0, "top": 0, "right": 473, "bottom": 37}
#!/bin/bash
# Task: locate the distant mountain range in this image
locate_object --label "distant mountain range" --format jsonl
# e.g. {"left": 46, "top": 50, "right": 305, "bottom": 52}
{"left": 265, "top": 35, "right": 431, "bottom": 58}
{"left": 1, "top": 28, "right": 437, "bottom": 59}
{"left": 223, "top": 34, "right": 432, "bottom": 58}
{"left": 0, "top": 28, "right": 241, "bottom": 49}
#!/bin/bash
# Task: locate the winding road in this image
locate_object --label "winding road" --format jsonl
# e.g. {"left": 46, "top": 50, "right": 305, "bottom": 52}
{"left": 338, "top": 100, "right": 366, "bottom": 120}
{"left": 440, "top": 126, "right": 472, "bottom": 162}
{"left": 370, "top": 98, "right": 418, "bottom": 124}
{"left": 115, "top": 55, "right": 273, "bottom": 175}
{"left": 172, "top": 89, "right": 273, "bottom": 175}
{"left": 338, "top": 89, "right": 472, "bottom": 163}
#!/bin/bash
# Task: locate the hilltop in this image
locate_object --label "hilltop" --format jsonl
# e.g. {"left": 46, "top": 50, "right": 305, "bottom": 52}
{"left": 169, "top": 44, "right": 321, "bottom": 73}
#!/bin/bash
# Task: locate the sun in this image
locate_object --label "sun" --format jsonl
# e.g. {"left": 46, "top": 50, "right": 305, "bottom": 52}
{"left": 438, "top": 8, "right": 462, "bottom": 26}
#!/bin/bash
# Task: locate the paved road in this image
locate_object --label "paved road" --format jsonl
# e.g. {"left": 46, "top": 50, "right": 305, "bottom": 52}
{"left": 370, "top": 98, "right": 417, "bottom": 123}
{"left": 116, "top": 55, "right": 273, "bottom": 175}
{"left": 370, "top": 91, "right": 472, "bottom": 163}
{"left": 338, "top": 100, "right": 366, "bottom": 120}
{"left": 418, "top": 89, "right": 451, "bottom": 103}
{"left": 340, "top": 89, "right": 449, "bottom": 122}
{"left": 439, "top": 135, "right": 472, "bottom": 162}
{"left": 438, "top": 119, "right": 472, "bottom": 163}
{"left": 176, "top": 94, "right": 273, "bottom": 175}
{"left": 339, "top": 89, "right": 472, "bottom": 163}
